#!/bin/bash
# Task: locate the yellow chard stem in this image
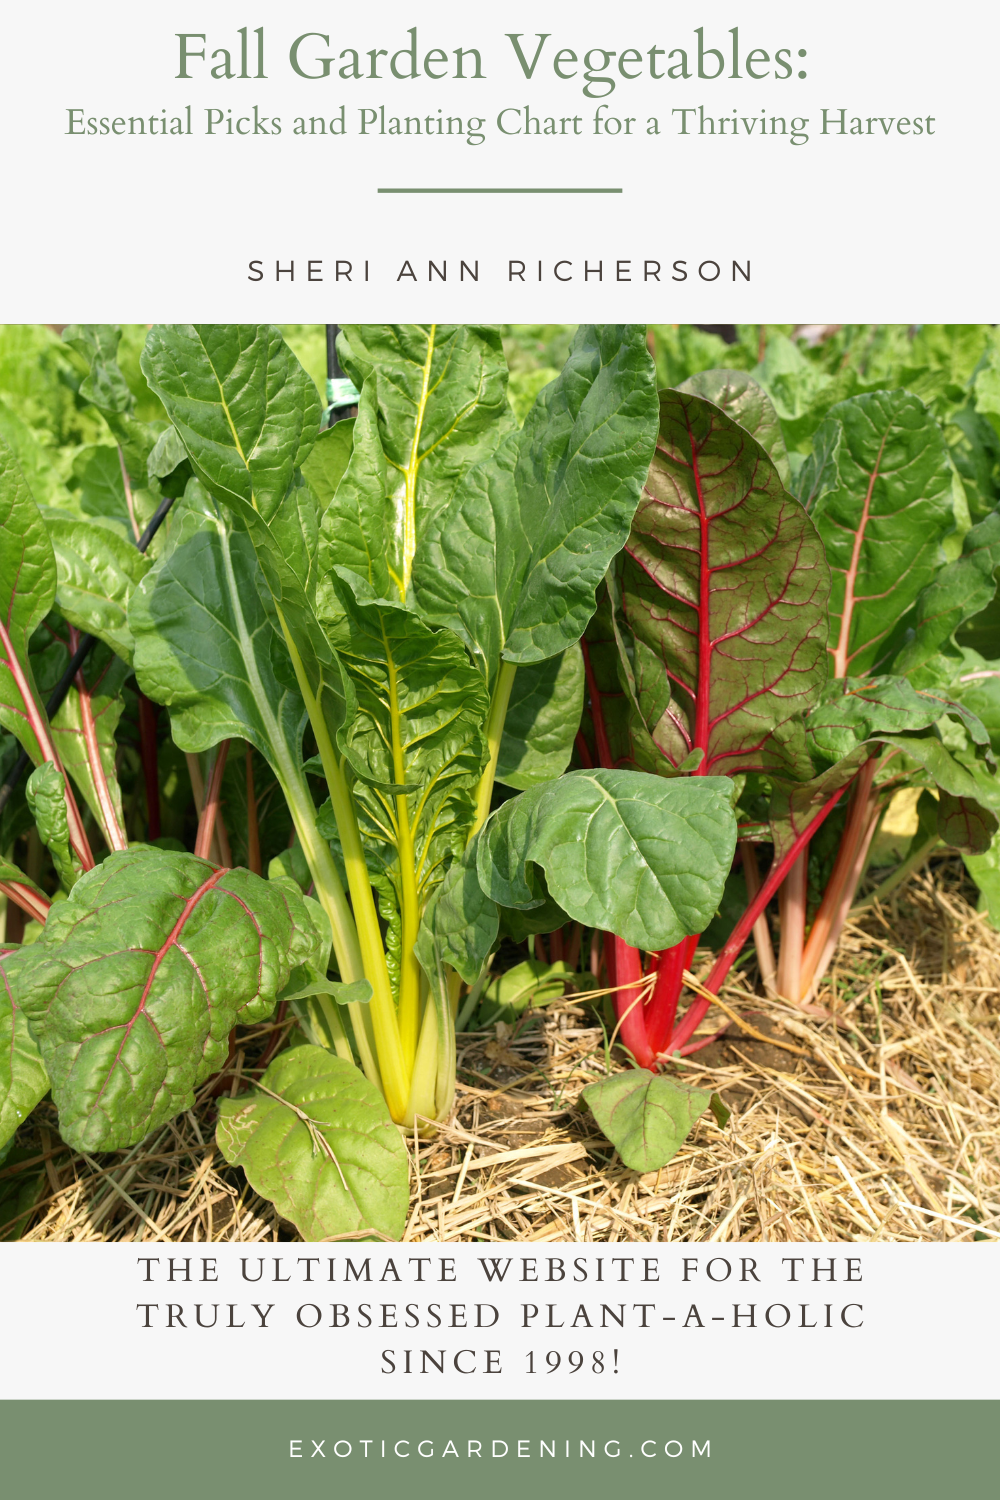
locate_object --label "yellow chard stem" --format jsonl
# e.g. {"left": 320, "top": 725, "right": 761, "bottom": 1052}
{"left": 275, "top": 607, "right": 409, "bottom": 1122}
{"left": 470, "top": 659, "right": 518, "bottom": 839}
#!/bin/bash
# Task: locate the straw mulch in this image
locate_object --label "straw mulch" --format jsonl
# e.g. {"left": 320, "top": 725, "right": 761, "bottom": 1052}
{"left": 5, "top": 857, "right": 998, "bottom": 1244}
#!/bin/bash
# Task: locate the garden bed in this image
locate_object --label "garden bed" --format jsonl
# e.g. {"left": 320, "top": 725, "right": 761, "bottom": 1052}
{"left": 7, "top": 857, "right": 997, "bottom": 1245}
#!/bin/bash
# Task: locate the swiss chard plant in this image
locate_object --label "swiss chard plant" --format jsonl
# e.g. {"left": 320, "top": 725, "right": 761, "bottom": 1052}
{"left": 0, "top": 322, "right": 745, "bottom": 1232}
{"left": 579, "top": 368, "right": 998, "bottom": 1095}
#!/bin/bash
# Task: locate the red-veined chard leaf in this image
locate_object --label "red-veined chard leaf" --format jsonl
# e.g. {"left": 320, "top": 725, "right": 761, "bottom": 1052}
{"left": 0, "top": 858, "right": 49, "bottom": 926}
{"left": 216, "top": 1044, "right": 408, "bottom": 1241}
{"left": 806, "top": 674, "right": 994, "bottom": 764}
{"left": 797, "top": 390, "right": 956, "bottom": 677}
{"left": 0, "top": 436, "right": 60, "bottom": 764}
{"left": 49, "top": 641, "right": 129, "bottom": 852}
{"left": 0, "top": 945, "right": 49, "bottom": 1153}
{"left": 677, "top": 367, "right": 792, "bottom": 486}
{"left": 14, "top": 848, "right": 326, "bottom": 1151}
{"left": 618, "top": 386, "right": 830, "bottom": 779}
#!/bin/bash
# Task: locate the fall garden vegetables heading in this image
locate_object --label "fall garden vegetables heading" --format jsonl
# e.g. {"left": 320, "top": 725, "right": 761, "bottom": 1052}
{"left": 1, "top": 323, "right": 998, "bottom": 1239}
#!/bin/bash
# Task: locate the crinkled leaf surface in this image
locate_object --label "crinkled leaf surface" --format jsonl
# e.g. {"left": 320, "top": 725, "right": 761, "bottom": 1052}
{"left": 141, "top": 331, "right": 354, "bottom": 772}
{"left": 129, "top": 481, "right": 310, "bottom": 783}
{"left": 677, "top": 368, "right": 792, "bottom": 487}
{"left": 874, "top": 733, "right": 999, "bottom": 853}
{"left": 581, "top": 1068, "right": 712, "bottom": 1172}
{"left": 800, "top": 390, "right": 955, "bottom": 677}
{"left": 0, "top": 396, "right": 73, "bottom": 511}
{"left": 63, "top": 324, "right": 135, "bottom": 417}
{"left": 414, "top": 324, "right": 659, "bottom": 679}
{"left": 0, "top": 945, "right": 49, "bottom": 1151}
{"left": 45, "top": 512, "right": 150, "bottom": 663}
{"left": 216, "top": 1044, "right": 408, "bottom": 1241}
{"left": 63, "top": 325, "right": 160, "bottom": 482}
{"left": 25, "top": 761, "right": 79, "bottom": 890}
{"left": 894, "top": 508, "right": 1000, "bottom": 677}
{"left": 323, "top": 570, "right": 489, "bottom": 915}
{"left": 806, "top": 675, "right": 993, "bottom": 764}
{"left": 478, "top": 768, "right": 736, "bottom": 951}
{"left": 328, "top": 326, "right": 514, "bottom": 605}
{"left": 141, "top": 324, "right": 320, "bottom": 522}
{"left": 15, "top": 848, "right": 320, "bottom": 1150}
{"left": 496, "top": 646, "right": 584, "bottom": 790}
{"left": 620, "top": 387, "right": 829, "bottom": 777}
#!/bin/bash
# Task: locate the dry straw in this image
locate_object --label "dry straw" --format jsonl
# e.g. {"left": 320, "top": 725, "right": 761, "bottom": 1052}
{"left": 5, "top": 857, "right": 997, "bottom": 1245}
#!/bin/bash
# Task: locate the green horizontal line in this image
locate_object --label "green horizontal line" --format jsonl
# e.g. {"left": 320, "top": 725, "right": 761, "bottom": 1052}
{"left": 377, "top": 187, "right": 622, "bottom": 194}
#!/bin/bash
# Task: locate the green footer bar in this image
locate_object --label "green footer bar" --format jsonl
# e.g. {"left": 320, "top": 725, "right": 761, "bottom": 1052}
{"left": 1, "top": 1400, "right": 994, "bottom": 1499}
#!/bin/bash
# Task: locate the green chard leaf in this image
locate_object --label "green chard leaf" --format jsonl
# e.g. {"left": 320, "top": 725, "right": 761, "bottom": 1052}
{"left": 45, "top": 511, "right": 150, "bottom": 663}
{"left": 216, "top": 1045, "right": 408, "bottom": 1242}
{"left": 413, "top": 324, "right": 659, "bottom": 680}
{"left": 581, "top": 1069, "right": 713, "bottom": 1172}
{"left": 62, "top": 325, "right": 161, "bottom": 482}
{"left": 321, "top": 570, "right": 489, "bottom": 932}
{"left": 333, "top": 323, "right": 514, "bottom": 604}
{"left": 15, "top": 848, "right": 322, "bottom": 1150}
{"left": 478, "top": 768, "right": 736, "bottom": 951}
{"left": 141, "top": 326, "right": 355, "bottom": 776}
{"left": 496, "top": 646, "right": 584, "bottom": 790}
{"left": 25, "top": 761, "right": 81, "bottom": 890}
{"left": 800, "top": 390, "right": 956, "bottom": 677}
{"left": 963, "top": 837, "right": 1000, "bottom": 929}
{"left": 894, "top": 507, "right": 1000, "bottom": 677}
{"left": 141, "top": 324, "right": 320, "bottom": 522}
{"left": 481, "top": 958, "right": 584, "bottom": 1017}
{"left": 0, "top": 945, "right": 49, "bottom": 1152}
{"left": 130, "top": 480, "right": 309, "bottom": 770}
{"left": 414, "top": 839, "right": 499, "bottom": 988}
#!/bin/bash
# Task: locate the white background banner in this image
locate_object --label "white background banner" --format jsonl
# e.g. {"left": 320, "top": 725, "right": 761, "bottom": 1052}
{"left": 2, "top": 1242, "right": 996, "bottom": 1400}
{"left": 1, "top": 0, "right": 997, "bottom": 319}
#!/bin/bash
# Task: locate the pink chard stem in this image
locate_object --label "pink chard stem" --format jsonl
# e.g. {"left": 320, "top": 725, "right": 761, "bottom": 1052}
{"left": 194, "top": 740, "right": 231, "bottom": 862}
{"left": 666, "top": 777, "right": 856, "bottom": 1053}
